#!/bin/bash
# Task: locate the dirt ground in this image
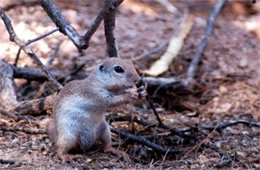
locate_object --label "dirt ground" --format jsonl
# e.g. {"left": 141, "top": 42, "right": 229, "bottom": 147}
{"left": 0, "top": 0, "right": 259, "bottom": 169}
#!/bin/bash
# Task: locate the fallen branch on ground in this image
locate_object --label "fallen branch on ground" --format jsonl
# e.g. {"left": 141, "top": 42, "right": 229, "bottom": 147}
{"left": 0, "top": 159, "right": 15, "bottom": 165}
{"left": 201, "top": 119, "right": 260, "bottom": 131}
{"left": 0, "top": 126, "right": 45, "bottom": 134}
{"left": 111, "top": 128, "right": 181, "bottom": 154}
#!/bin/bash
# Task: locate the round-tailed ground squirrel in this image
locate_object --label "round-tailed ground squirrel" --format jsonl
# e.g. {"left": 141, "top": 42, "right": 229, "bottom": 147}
{"left": 47, "top": 58, "right": 146, "bottom": 162}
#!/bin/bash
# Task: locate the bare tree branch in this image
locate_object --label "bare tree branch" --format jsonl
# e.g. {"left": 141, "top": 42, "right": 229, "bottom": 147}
{"left": 39, "top": 0, "right": 82, "bottom": 48}
{"left": 40, "top": 0, "right": 124, "bottom": 51}
{"left": 104, "top": 0, "right": 123, "bottom": 57}
{"left": 81, "top": 0, "right": 113, "bottom": 49}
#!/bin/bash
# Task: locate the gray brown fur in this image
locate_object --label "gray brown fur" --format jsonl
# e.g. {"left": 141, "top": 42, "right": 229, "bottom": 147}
{"left": 48, "top": 58, "right": 144, "bottom": 161}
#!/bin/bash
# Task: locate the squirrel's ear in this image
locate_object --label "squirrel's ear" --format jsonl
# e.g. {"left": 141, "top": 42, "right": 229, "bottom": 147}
{"left": 99, "top": 65, "right": 104, "bottom": 72}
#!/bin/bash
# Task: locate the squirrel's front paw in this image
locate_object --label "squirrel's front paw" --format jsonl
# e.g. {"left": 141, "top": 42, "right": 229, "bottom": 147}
{"left": 137, "top": 85, "right": 147, "bottom": 98}
{"left": 125, "top": 85, "right": 147, "bottom": 101}
{"left": 125, "top": 87, "right": 139, "bottom": 100}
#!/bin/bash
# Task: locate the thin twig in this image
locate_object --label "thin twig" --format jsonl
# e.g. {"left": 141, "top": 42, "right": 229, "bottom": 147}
{"left": 186, "top": 0, "right": 226, "bottom": 84}
{"left": 201, "top": 119, "right": 260, "bottom": 131}
{"left": 214, "top": 152, "right": 237, "bottom": 168}
{"left": 111, "top": 128, "right": 181, "bottom": 154}
{"left": 14, "top": 28, "right": 59, "bottom": 66}
{"left": 146, "top": 96, "right": 163, "bottom": 126}
{"left": 0, "top": 8, "right": 62, "bottom": 90}
{"left": 0, "top": 159, "right": 15, "bottom": 165}
{"left": 133, "top": 39, "right": 169, "bottom": 61}
{"left": 26, "top": 28, "right": 59, "bottom": 47}
{"left": 0, "top": 126, "right": 45, "bottom": 134}
{"left": 0, "top": 109, "right": 19, "bottom": 121}
{"left": 46, "top": 40, "right": 63, "bottom": 68}
{"left": 133, "top": 10, "right": 188, "bottom": 62}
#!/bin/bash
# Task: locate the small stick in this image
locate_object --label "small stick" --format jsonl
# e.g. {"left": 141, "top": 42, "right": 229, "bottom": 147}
{"left": 133, "top": 39, "right": 169, "bottom": 61}
{"left": 0, "top": 109, "right": 19, "bottom": 121}
{"left": 14, "top": 28, "right": 59, "bottom": 66}
{"left": 46, "top": 40, "right": 63, "bottom": 68}
{"left": 0, "top": 126, "right": 45, "bottom": 134}
{"left": 111, "top": 128, "right": 181, "bottom": 154}
{"left": 0, "top": 159, "right": 15, "bottom": 165}
{"left": 186, "top": 0, "right": 226, "bottom": 84}
{"left": 146, "top": 96, "right": 163, "bottom": 126}
{"left": 0, "top": 8, "right": 62, "bottom": 90}
{"left": 25, "top": 28, "right": 59, "bottom": 47}
{"left": 201, "top": 119, "right": 260, "bottom": 131}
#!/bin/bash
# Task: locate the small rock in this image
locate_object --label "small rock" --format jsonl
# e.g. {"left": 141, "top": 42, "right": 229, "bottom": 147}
{"left": 242, "top": 131, "right": 249, "bottom": 135}
{"left": 237, "top": 151, "right": 247, "bottom": 157}
{"left": 31, "top": 144, "right": 38, "bottom": 151}
{"left": 85, "top": 158, "right": 92, "bottom": 163}
{"left": 219, "top": 85, "right": 228, "bottom": 94}
{"left": 44, "top": 138, "right": 50, "bottom": 144}
{"left": 239, "top": 57, "right": 248, "bottom": 68}
{"left": 11, "top": 138, "right": 19, "bottom": 146}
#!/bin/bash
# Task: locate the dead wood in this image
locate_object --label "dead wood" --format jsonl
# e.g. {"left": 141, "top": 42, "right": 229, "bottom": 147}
{"left": 201, "top": 119, "right": 260, "bottom": 131}
{"left": 111, "top": 128, "right": 181, "bottom": 154}
{"left": 0, "top": 109, "right": 19, "bottom": 121}
{"left": 46, "top": 40, "right": 63, "bottom": 69}
{"left": 0, "top": 60, "right": 18, "bottom": 109}
{"left": 13, "top": 95, "right": 55, "bottom": 115}
{"left": 104, "top": 0, "right": 123, "bottom": 57}
{"left": 0, "top": 126, "right": 45, "bottom": 134}
{"left": 12, "top": 66, "right": 70, "bottom": 81}
{"left": 40, "top": 0, "right": 124, "bottom": 50}
{"left": 0, "top": 59, "right": 55, "bottom": 115}
{"left": 0, "top": 159, "right": 15, "bottom": 165}
{"left": 186, "top": 0, "right": 226, "bottom": 83}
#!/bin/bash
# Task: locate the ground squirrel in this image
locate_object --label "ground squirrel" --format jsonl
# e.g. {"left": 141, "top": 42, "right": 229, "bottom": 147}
{"left": 47, "top": 58, "right": 146, "bottom": 162}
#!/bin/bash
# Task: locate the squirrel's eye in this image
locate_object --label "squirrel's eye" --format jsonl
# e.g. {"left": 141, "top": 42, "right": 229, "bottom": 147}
{"left": 99, "top": 65, "right": 104, "bottom": 71}
{"left": 114, "top": 66, "right": 124, "bottom": 73}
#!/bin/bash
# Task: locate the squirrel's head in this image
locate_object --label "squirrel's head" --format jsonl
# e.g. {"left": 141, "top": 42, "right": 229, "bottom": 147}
{"left": 95, "top": 58, "right": 140, "bottom": 91}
